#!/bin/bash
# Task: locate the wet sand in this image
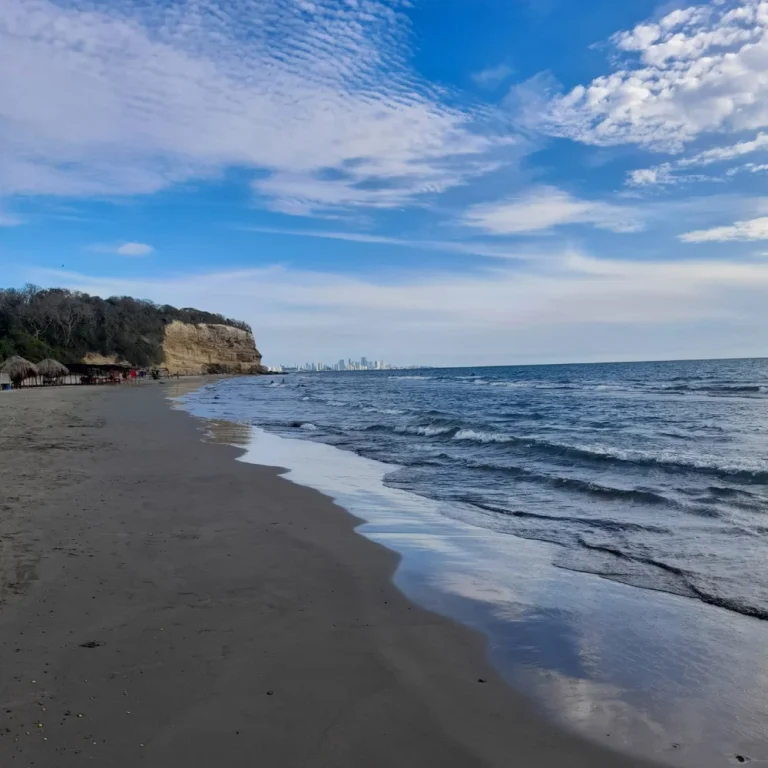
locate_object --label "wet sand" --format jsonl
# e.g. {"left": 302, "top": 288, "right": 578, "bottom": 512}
{"left": 0, "top": 384, "right": 657, "bottom": 767}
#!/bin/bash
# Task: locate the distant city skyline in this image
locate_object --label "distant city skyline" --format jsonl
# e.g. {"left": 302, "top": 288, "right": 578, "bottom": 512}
{"left": 271, "top": 357, "right": 417, "bottom": 373}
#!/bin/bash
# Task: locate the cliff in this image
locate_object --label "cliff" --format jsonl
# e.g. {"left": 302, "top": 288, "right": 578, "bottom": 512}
{"left": 0, "top": 287, "right": 260, "bottom": 369}
{"left": 162, "top": 320, "right": 265, "bottom": 375}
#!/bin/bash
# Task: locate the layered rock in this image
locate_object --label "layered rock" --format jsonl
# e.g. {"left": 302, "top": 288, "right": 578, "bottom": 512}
{"left": 162, "top": 320, "right": 264, "bottom": 375}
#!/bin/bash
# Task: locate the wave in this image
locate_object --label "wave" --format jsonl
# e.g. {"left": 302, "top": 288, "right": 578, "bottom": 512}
{"left": 706, "top": 485, "right": 759, "bottom": 500}
{"left": 300, "top": 423, "right": 318, "bottom": 431}
{"left": 571, "top": 538, "right": 768, "bottom": 621}
{"left": 687, "top": 588, "right": 768, "bottom": 621}
{"left": 460, "top": 460, "right": 672, "bottom": 505}
{"left": 467, "top": 500, "right": 669, "bottom": 534}
{"left": 359, "top": 421, "right": 768, "bottom": 483}
{"left": 551, "top": 477, "right": 670, "bottom": 505}
{"left": 394, "top": 448, "right": 674, "bottom": 507}
{"left": 398, "top": 424, "right": 456, "bottom": 437}
{"left": 390, "top": 375, "right": 434, "bottom": 381}
{"left": 660, "top": 431, "right": 692, "bottom": 440}
{"left": 453, "top": 429, "right": 512, "bottom": 444}
{"left": 468, "top": 435, "right": 768, "bottom": 484}
{"left": 656, "top": 383, "right": 767, "bottom": 396}
{"left": 553, "top": 442, "right": 768, "bottom": 484}
{"left": 442, "top": 377, "right": 768, "bottom": 397}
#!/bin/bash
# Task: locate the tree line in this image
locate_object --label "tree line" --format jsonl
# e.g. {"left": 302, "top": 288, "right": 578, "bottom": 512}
{"left": 0, "top": 285, "right": 251, "bottom": 367}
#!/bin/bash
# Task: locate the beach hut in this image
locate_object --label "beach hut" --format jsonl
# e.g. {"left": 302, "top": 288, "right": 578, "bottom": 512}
{"left": 37, "top": 358, "right": 70, "bottom": 385}
{"left": 0, "top": 356, "right": 39, "bottom": 389}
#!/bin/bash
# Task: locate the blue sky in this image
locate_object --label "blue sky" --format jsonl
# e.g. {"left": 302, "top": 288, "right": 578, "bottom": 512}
{"left": 3, "top": 0, "right": 768, "bottom": 365}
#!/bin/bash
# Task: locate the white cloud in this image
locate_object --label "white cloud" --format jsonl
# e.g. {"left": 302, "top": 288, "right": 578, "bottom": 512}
{"left": 734, "top": 162, "right": 768, "bottom": 174}
{"left": 681, "top": 216, "right": 768, "bottom": 242}
{"left": 680, "top": 133, "right": 768, "bottom": 167}
{"left": 0, "top": 0, "right": 511, "bottom": 216}
{"left": 31, "top": 252, "right": 768, "bottom": 364}
{"left": 463, "top": 186, "right": 643, "bottom": 235}
{"left": 117, "top": 242, "right": 154, "bottom": 257}
{"left": 472, "top": 64, "right": 514, "bottom": 89}
{"left": 630, "top": 132, "right": 768, "bottom": 185}
{"left": 90, "top": 241, "right": 155, "bottom": 256}
{"left": 545, "top": 1, "right": 768, "bottom": 152}
{"left": 628, "top": 167, "right": 674, "bottom": 187}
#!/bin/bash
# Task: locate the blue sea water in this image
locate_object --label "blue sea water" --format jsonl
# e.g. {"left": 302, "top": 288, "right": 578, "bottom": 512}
{"left": 186, "top": 358, "right": 768, "bottom": 622}
{"left": 179, "top": 358, "right": 768, "bottom": 765}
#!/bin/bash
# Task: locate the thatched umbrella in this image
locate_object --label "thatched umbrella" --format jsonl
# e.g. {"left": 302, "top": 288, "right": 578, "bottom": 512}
{"left": 0, "top": 356, "right": 39, "bottom": 388}
{"left": 37, "top": 358, "right": 69, "bottom": 383}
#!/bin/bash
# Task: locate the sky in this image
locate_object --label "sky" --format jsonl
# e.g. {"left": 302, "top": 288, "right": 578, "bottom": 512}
{"left": 3, "top": 0, "right": 768, "bottom": 366}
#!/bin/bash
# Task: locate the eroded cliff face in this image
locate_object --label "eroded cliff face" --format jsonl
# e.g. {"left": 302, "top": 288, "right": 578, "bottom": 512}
{"left": 162, "top": 320, "right": 264, "bottom": 375}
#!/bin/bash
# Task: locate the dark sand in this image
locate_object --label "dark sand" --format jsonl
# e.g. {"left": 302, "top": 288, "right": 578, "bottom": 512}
{"left": 0, "top": 384, "right": 657, "bottom": 767}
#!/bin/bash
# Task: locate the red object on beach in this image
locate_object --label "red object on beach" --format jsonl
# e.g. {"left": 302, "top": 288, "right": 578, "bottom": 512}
{"left": 130, "top": 369, "right": 137, "bottom": 379}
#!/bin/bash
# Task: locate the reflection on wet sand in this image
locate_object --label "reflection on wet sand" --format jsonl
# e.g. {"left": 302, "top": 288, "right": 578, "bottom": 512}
{"left": 204, "top": 419, "right": 253, "bottom": 448}
{"left": 183, "top": 415, "right": 768, "bottom": 768}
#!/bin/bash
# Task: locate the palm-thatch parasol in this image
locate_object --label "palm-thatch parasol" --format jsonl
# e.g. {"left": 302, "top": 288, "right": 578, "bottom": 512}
{"left": 37, "top": 358, "right": 70, "bottom": 382}
{"left": 0, "top": 356, "right": 39, "bottom": 388}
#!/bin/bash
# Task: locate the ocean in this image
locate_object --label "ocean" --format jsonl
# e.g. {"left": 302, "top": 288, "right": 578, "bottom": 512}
{"left": 180, "top": 358, "right": 768, "bottom": 766}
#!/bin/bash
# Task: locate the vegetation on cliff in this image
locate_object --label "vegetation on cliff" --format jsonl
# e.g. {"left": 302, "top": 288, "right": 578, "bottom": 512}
{"left": 0, "top": 285, "right": 252, "bottom": 367}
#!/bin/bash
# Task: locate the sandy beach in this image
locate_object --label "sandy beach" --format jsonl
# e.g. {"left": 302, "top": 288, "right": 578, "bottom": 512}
{"left": 0, "top": 384, "right": 657, "bottom": 767}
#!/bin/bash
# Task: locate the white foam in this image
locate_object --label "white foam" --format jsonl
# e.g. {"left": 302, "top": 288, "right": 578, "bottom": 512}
{"left": 396, "top": 424, "right": 454, "bottom": 437}
{"left": 453, "top": 429, "right": 512, "bottom": 444}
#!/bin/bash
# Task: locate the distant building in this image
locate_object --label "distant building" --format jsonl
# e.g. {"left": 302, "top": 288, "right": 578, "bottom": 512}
{"left": 276, "top": 356, "right": 412, "bottom": 372}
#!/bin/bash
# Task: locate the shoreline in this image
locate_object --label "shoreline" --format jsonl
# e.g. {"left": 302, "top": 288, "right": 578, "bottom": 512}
{"left": 0, "top": 384, "right": 656, "bottom": 767}
{"left": 182, "top": 375, "right": 768, "bottom": 767}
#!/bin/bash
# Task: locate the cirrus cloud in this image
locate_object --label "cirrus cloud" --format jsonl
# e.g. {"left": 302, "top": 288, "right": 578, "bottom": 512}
{"left": 472, "top": 64, "right": 515, "bottom": 89}
{"left": 0, "top": 0, "right": 513, "bottom": 217}
{"left": 681, "top": 216, "right": 768, "bottom": 242}
{"left": 117, "top": 242, "right": 154, "bottom": 257}
{"left": 630, "top": 132, "right": 768, "bottom": 186}
{"left": 89, "top": 241, "right": 155, "bottom": 256}
{"left": 462, "top": 186, "right": 643, "bottom": 235}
